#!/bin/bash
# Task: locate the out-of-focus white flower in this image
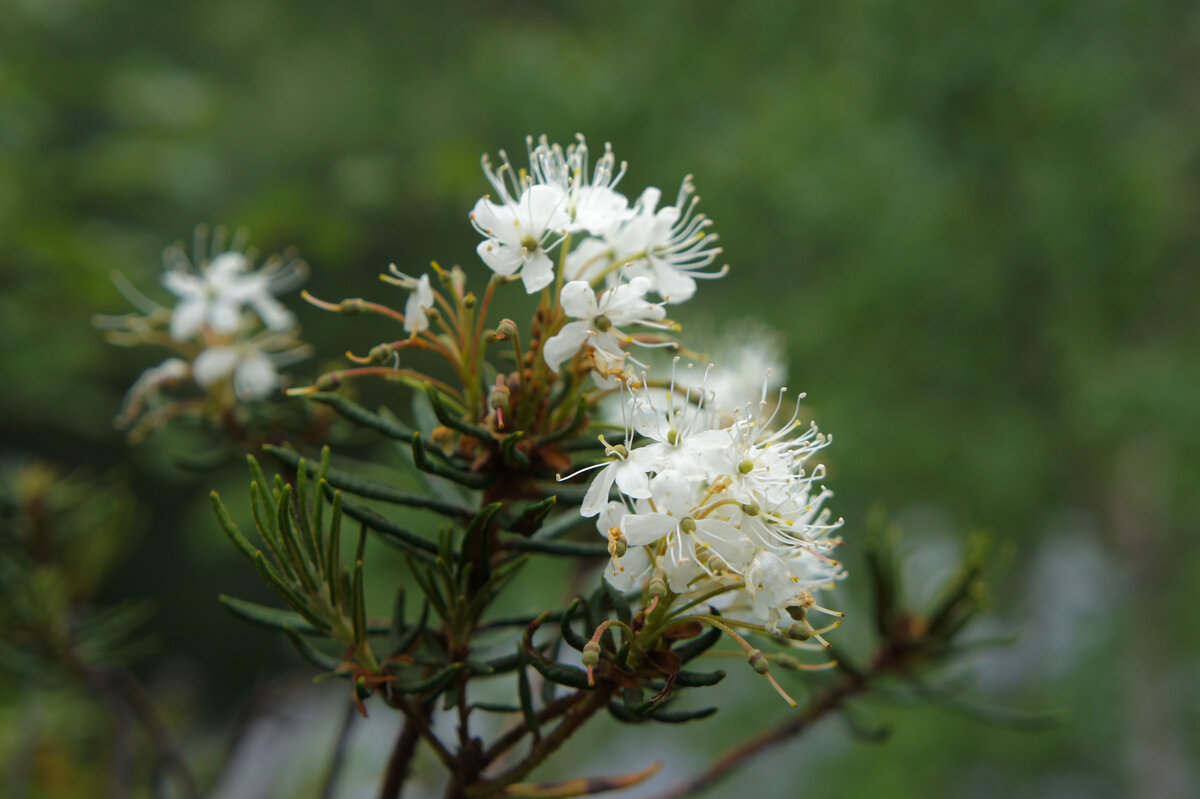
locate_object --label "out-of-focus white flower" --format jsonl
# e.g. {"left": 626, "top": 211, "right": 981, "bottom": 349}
{"left": 471, "top": 185, "right": 570, "bottom": 293}
{"left": 191, "top": 336, "right": 311, "bottom": 402}
{"left": 163, "top": 251, "right": 299, "bottom": 340}
{"left": 542, "top": 277, "right": 668, "bottom": 377}
{"left": 115, "top": 358, "right": 190, "bottom": 427}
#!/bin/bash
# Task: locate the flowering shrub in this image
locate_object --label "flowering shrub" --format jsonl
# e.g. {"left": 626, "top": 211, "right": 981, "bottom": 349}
{"left": 86, "top": 135, "right": 1014, "bottom": 798}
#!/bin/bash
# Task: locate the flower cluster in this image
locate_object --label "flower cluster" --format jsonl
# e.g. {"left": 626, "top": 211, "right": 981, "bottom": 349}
{"left": 471, "top": 135, "right": 725, "bottom": 385}
{"left": 96, "top": 229, "right": 309, "bottom": 434}
{"left": 582, "top": 371, "right": 845, "bottom": 636}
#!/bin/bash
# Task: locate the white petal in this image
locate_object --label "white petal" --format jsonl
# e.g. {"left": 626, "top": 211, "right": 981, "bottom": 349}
{"left": 621, "top": 512, "right": 676, "bottom": 546}
{"left": 605, "top": 546, "right": 651, "bottom": 592}
{"left": 250, "top": 294, "right": 294, "bottom": 331}
{"left": 542, "top": 321, "right": 592, "bottom": 372}
{"left": 580, "top": 467, "right": 617, "bottom": 518}
{"left": 559, "top": 281, "right": 598, "bottom": 319}
{"left": 471, "top": 198, "right": 516, "bottom": 240}
{"left": 169, "top": 298, "right": 207, "bottom": 340}
{"left": 192, "top": 347, "right": 239, "bottom": 387}
{"left": 162, "top": 271, "right": 202, "bottom": 299}
{"left": 477, "top": 239, "right": 524, "bottom": 276}
{"left": 208, "top": 299, "right": 242, "bottom": 334}
{"left": 521, "top": 184, "right": 569, "bottom": 234}
{"left": 234, "top": 351, "right": 279, "bottom": 400}
{"left": 649, "top": 259, "right": 697, "bottom": 304}
{"left": 519, "top": 252, "right": 555, "bottom": 293}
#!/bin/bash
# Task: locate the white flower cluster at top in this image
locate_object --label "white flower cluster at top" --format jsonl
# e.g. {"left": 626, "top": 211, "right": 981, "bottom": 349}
{"left": 580, "top": 370, "right": 845, "bottom": 635}
{"left": 470, "top": 135, "right": 726, "bottom": 385}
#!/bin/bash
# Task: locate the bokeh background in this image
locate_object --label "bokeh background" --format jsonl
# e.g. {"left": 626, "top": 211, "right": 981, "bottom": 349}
{"left": 3, "top": 0, "right": 1199, "bottom": 796}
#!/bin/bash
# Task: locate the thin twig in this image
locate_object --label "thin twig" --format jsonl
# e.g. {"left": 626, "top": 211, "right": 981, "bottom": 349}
{"left": 321, "top": 699, "right": 359, "bottom": 799}
{"left": 482, "top": 691, "right": 588, "bottom": 763}
{"left": 648, "top": 648, "right": 904, "bottom": 799}
{"left": 378, "top": 717, "right": 423, "bottom": 799}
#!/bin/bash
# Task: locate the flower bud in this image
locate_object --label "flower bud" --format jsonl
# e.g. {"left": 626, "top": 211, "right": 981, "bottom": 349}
{"left": 488, "top": 382, "right": 511, "bottom": 413}
{"left": 495, "top": 319, "right": 518, "bottom": 340}
{"left": 648, "top": 571, "right": 669, "bottom": 600}
{"left": 786, "top": 623, "right": 811, "bottom": 641}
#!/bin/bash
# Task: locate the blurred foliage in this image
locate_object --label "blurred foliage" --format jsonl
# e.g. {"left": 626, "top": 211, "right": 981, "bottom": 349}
{"left": 2, "top": 0, "right": 1198, "bottom": 796}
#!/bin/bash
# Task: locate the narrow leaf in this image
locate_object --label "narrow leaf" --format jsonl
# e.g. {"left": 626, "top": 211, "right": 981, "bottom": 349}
{"left": 337, "top": 494, "right": 437, "bottom": 559}
{"left": 309, "top": 391, "right": 415, "bottom": 440}
{"left": 219, "top": 595, "right": 323, "bottom": 635}
{"left": 210, "top": 491, "right": 256, "bottom": 561}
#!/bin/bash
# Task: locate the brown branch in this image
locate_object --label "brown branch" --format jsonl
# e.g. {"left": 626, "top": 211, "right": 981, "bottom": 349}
{"left": 648, "top": 646, "right": 908, "bottom": 799}
{"left": 321, "top": 699, "right": 358, "bottom": 799}
{"left": 379, "top": 716, "right": 423, "bottom": 799}
{"left": 483, "top": 691, "right": 589, "bottom": 763}
{"left": 468, "top": 685, "right": 616, "bottom": 797}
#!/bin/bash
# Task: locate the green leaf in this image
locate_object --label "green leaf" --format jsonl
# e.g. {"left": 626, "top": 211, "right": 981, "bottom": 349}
{"left": 506, "top": 496, "right": 557, "bottom": 536}
{"left": 529, "top": 509, "right": 587, "bottom": 542}
{"left": 251, "top": 552, "right": 328, "bottom": 631}
{"left": 325, "top": 489, "right": 344, "bottom": 611}
{"left": 510, "top": 539, "right": 608, "bottom": 558}
{"left": 337, "top": 494, "right": 437, "bottom": 559}
{"left": 673, "top": 626, "right": 722, "bottom": 664}
{"left": 219, "top": 595, "right": 324, "bottom": 635}
{"left": 389, "top": 601, "right": 428, "bottom": 658}
{"left": 210, "top": 491, "right": 256, "bottom": 561}
{"left": 672, "top": 669, "right": 726, "bottom": 687}
{"left": 516, "top": 646, "right": 539, "bottom": 740}
{"left": 425, "top": 382, "right": 490, "bottom": 440}
{"left": 391, "top": 663, "right": 465, "bottom": 695}
{"left": 412, "top": 433, "right": 491, "bottom": 489}
{"left": 501, "top": 431, "right": 531, "bottom": 467}
{"left": 266, "top": 444, "right": 472, "bottom": 519}
{"left": 559, "top": 598, "right": 588, "bottom": 652}
{"left": 649, "top": 707, "right": 719, "bottom": 724}
{"left": 309, "top": 392, "right": 415, "bottom": 440}
{"left": 284, "top": 629, "right": 344, "bottom": 671}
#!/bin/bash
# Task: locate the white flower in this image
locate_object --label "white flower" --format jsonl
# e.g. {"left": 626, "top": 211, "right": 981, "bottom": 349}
{"left": 542, "top": 277, "right": 668, "bottom": 375}
{"left": 526, "top": 134, "right": 630, "bottom": 234}
{"left": 595, "top": 501, "right": 653, "bottom": 591}
{"left": 471, "top": 185, "right": 570, "bottom": 293}
{"left": 585, "top": 376, "right": 845, "bottom": 630}
{"left": 163, "top": 251, "right": 297, "bottom": 340}
{"left": 193, "top": 342, "right": 281, "bottom": 401}
{"left": 404, "top": 274, "right": 434, "bottom": 333}
{"left": 604, "top": 180, "right": 725, "bottom": 303}
{"left": 115, "top": 358, "right": 190, "bottom": 427}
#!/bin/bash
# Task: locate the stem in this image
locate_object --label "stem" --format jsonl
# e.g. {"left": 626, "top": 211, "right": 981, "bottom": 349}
{"left": 467, "top": 685, "right": 615, "bottom": 797}
{"left": 482, "top": 691, "right": 588, "bottom": 763}
{"left": 378, "top": 716, "right": 423, "bottom": 799}
{"left": 80, "top": 664, "right": 201, "bottom": 799}
{"left": 649, "top": 644, "right": 908, "bottom": 799}
{"left": 321, "top": 700, "right": 358, "bottom": 799}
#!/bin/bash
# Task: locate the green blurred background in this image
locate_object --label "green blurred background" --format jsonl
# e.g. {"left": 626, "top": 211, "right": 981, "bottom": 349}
{"left": 3, "top": 0, "right": 1198, "bottom": 796}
